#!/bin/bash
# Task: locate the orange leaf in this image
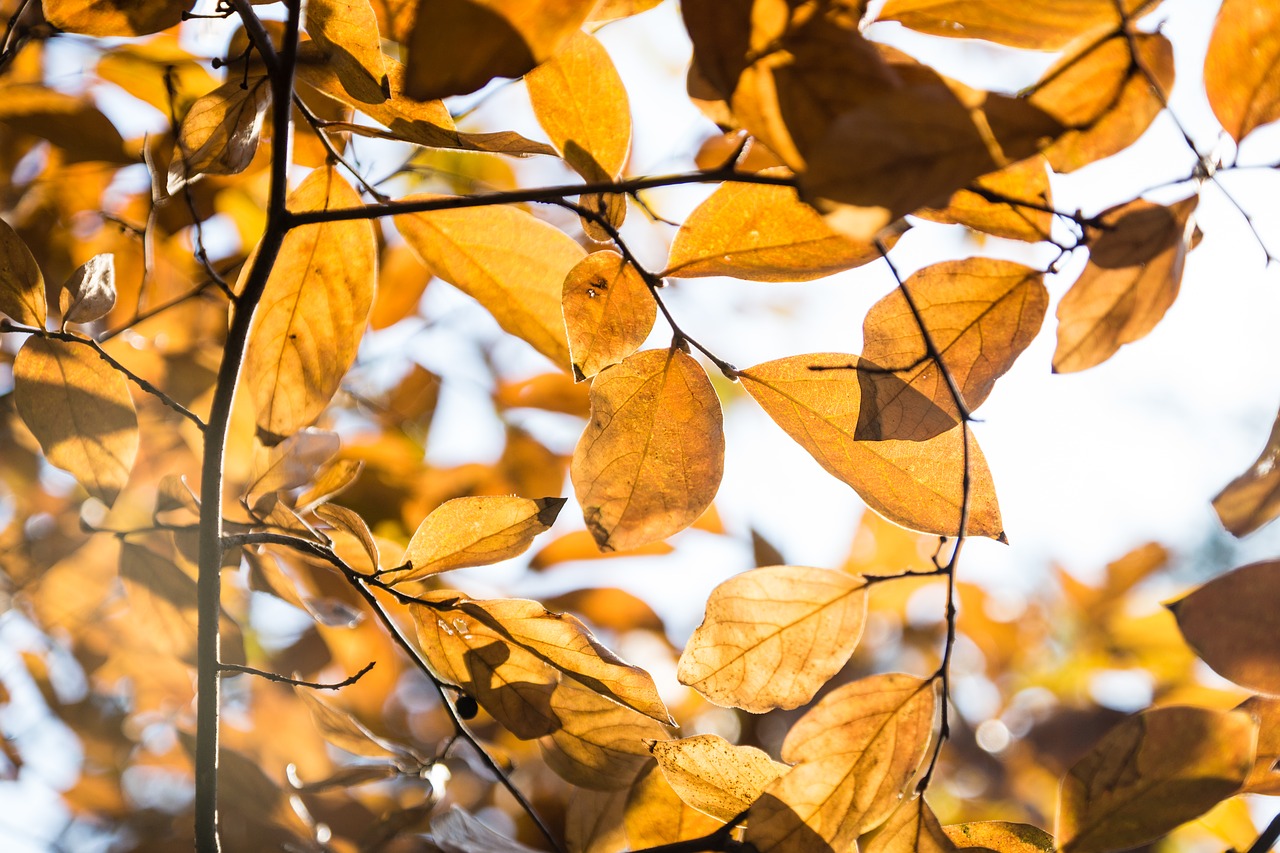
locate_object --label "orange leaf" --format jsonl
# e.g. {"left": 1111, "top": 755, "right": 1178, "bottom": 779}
{"left": 918, "top": 157, "right": 1053, "bottom": 243}
{"left": 0, "top": 215, "right": 46, "bottom": 327}
{"left": 1205, "top": 0, "right": 1280, "bottom": 143}
{"left": 861, "top": 796, "right": 959, "bottom": 853}
{"left": 539, "top": 676, "right": 668, "bottom": 789}
{"left": 650, "top": 734, "right": 787, "bottom": 822}
{"left": 625, "top": 761, "right": 726, "bottom": 848}
{"left": 1237, "top": 696, "right": 1280, "bottom": 795}
{"left": 1169, "top": 560, "right": 1280, "bottom": 694}
{"left": 944, "top": 822, "right": 1055, "bottom": 852}
{"left": 42, "top": 0, "right": 193, "bottom": 36}
{"left": 1213, "top": 407, "right": 1280, "bottom": 537}
{"left": 563, "top": 251, "right": 656, "bottom": 380}
{"left": 876, "top": 0, "right": 1147, "bottom": 49}
{"left": 305, "top": 0, "right": 391, "bottom": 104}
{"left": 168, "top": 76, "right": 271, "bottom": 193}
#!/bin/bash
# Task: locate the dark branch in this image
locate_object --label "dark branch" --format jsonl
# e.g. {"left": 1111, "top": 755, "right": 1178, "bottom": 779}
{"left": 218, "top": 661, "right": 376, "bottom": 690}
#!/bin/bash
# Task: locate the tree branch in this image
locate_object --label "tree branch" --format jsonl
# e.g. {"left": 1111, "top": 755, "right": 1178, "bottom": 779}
{"left": 219, "top": 661, "right": 376, "bottom": 690}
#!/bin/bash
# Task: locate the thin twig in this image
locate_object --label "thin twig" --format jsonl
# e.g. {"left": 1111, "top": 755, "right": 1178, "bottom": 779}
{"left": 291, "top": 93, "right": 390, "bottom": 202}
{"left": 219, "top": 661, "right": 376, "bottom": 690}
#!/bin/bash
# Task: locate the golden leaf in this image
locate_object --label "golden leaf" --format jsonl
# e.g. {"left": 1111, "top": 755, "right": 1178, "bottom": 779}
{"left": 381, "top": 495, "right": 565, "bottom": 583}
{"left": 118, "top": 544, "right": 199, "bottom": 664}
{"left": 650, "top": 734, "right": 787, "bottom": 822}
{"left": 1057, "top": 706, "right": 1258, "bottom": 853}
{"left": 625, "top": 761, "right": 726, "bottom": 848}
{"left": 305, "top": 0, "right": 391, "bottom": 104}
{"left": 168, "top": 76, "right": 271, "bottom": 193}
{"left": 95, "top": 37, "right": 216, "bottom": 121}
{"left": 60, "top": 253, "right": 117, "bottom": 326}
{"left": 944, "top": 822, "right": 1055, "bottom": 852}
{"left": 1053, "top": 196, "right": 1197, "bottom": 373}
{"left": 1169, "top": 560, "right": 1280, "bottom": 695}
{"left": 740, "top": 354, "right": 1003, "bottom": 538}
{"left": 567, "top": 786, "right": 629, "bottom": 853}
{"left": 246, "top": 428, "right": 341, "bottom": 498}
{"left": 13, "top": 336, "right": 138, "bottom": 505}
{"left": 861, "top": 796, "right": 959, "bottom": 853}
{"left": 529, "top": 530, "right": 674, "bottom": 570}
{"left": 396, "top": 200, "right": 583, "bottom": 368}
{"left": 243, "top": 168, "right": 376, "bottom": 439}
{"left": 571, "top": 347, "right": 725, "bottom": 551}
{"left": 1205, "top": 0, "right": 1280, "bottom": 142}
{"left": 563, "top": 251, "right": 655, "bottom": 380}
{"left": 314, "top": 504, "right": 380, "bottom": 574}
{"left": 746, "top": 674, "right": 938, "bottom": 851}
{"left": 294, "top": 687, "right": 411, "bottom": 760}
{"left": 1214, "top": 406, "right": 1280, "bottom": 537}
{"left": 0, "top": 84, "right": 130, "bottom": 164}
{"left": 1237, "top": 696, "right": 1280, "bottom": 795}
{"left": 0, "top": 215, "right": 46, "bottom": 327}
{"left": 42, "top": 0, "right": 192, "bottom": 36}
{"left": 677, "top": 565, "right": 869, "bottom": 712}
{"left": 918, "top": 156, "right": 1053, "bottom": 243}
{"left": 876, "top": 0, "right": 1147, "bottom": 49}
{"left": 539, "top": 676, "right": 668, "bottom": 789}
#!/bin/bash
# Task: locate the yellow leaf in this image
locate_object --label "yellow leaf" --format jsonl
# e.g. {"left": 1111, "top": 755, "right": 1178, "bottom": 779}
{"left": 381, "top": 495, "right": 565, "bottom": 583}
{"left": 567, "top": 787, "right": 629, "bottom": 853}
{"left": 403, "top": 0, "right": 596, "bottom": 101}
{"left": 918, "top": 156, "right": 1053, "bottom": 243}
{"left": 677, "top": 565, "right": 869, "bottom": 712}
{"left": 650, "top": 734, "right": 787, "bottom": 822}
{"left": 1053, "top": 196, "right": 1197, "bottom": 373}
{"left": 247, "top": 428, "right": 341, "bottom": 498}
{"left": 529, "top": 529, "right": 674, "bottom": 570}
{"left": 563, "top": 251, "right": 655, "bottom": 380}
{"left": 539, "top": 676, "right": 668, "bottom": 789}
{"left": 1214, "top": 407, "right": 1280, "bottom": 537}
{"left": 168, "top": 76, "right": 271, "bottom": 193}
{"left": 746, "top": 674, "right": 938, "bottom": 851}
{"left": 1205, "top": 0, "right": 1280, "bottom": 142}
{"left": 861, "top": 796, "right": 959, "bottom": 853}
{"left": 571, "top": 347, "right": 725, "bottom": 551}
{"left": 0, "top": 215, "right": 45, "bottom": 327}
{"left": 13, "top": 336, "right": 138, "bottom": 505}
{"left": 118, "top": 543, "right": 199, "bottom": 664}
{"left": 663, "top": 176, "right": 887, "bottom": 282}
{"left": 42, "top": 0, "right": 192, "bottom": 36}
{"left": 527, "top": 30, "right": 632, "bottom": 181}
{"left": 95, "top": 37, "right": 216, "bottom": 122}
{"left": 294, "top": 686, "right": 409, "bottom": 760}
{"left": 740, "top": 354, "right": 1003, "bottom": 538}
{"left": 876, "top": 0, "right": 1148, "bottom": 49}
{"left": 314, "top": 504, "right": 380, "bottom": 574}
{"left": 944, "top": 822, "right": 1055, "bottom": 852}
{"left": 0, "top": 84, "right": 130, "bottom": 164}
{"left": 306, "top": 0, "right": 391, "bottom": 104}
{"left": 1169, "top": 560, "right": 1280, "bottom": 695}
{"left": 396, "top": 200, "right": 583, "bottom": 367}
{"left": 243, "top": 168, "right": 376, "bottom": 440}
{"left": 625, "top": 761, "right": 726, "bottom": 848}
{"left": 1237, "top": 696, "right": 1280, "bottom": 795}
{"left": 1057, "top": 706, "right": 1258, "bottom": 853}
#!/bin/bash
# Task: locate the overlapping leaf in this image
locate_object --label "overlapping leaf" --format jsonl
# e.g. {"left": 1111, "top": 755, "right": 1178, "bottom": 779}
{"left": 861, "top": 797, "right": 958, "bottom": 853}
{"left": 563, "top": 251, "right": 655, "bottom": 381}
{"left": 539, "top": 676, "right": 668, "bottom": 789}
{"left": 305, "top": 0, "right": 391, "bottom": 104}
{"left": 1213, "top": 407, "right": 1280, "bottom": 537}
{"left": 60, "top": 254, "right": 116, "bottom": 326}
{"left": 625, "top": 761, "right": 725, "bottom": 848}
{"left": 0, "top": 216, "right": 45, "bottom": 327}
{"left": 1205, "top": 0, "right": 1280, "bottom": 143}
{"left": 877, "top": 0, "right": 1152, "bottom": 49}
{"left": 1237, "top": 696, "right": 1280, "bottom": 795}
{"left": 1169, "top": 560, "right": 1280, "bottom": 695}
{"left": 650, "top": 734, "right": 787, "bottom": 822}
{"left": 918, "top": 157, "right": 1053, "bottom": 243}
{"left": 294, "top": 686, "right": 411, "bottom": 760}
{"left": 168, "top": 76, "right": 270, "bottom": 193}
{"left": 944, "top": 822, "right": 1055, "bottom": 851}
{"left": 43, "top": 0, "right": 193, "bottom": 36}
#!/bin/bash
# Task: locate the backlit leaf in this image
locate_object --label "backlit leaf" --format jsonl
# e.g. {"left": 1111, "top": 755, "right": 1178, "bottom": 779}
{"left": 740, "top": 354, "right": 1003, "bottom": 538}
{"left": 1214, "top": 406, "right": 1280, "bottom": 537}
{"left": 247, "top": 428, "right": 342, "bottom": 498}
{"left": 1057, "top": 706, "right": 1257, "bottom": 853}
{"left": 118, "top": 544, "right": 199, "bottom": 664}
{"left": 1237, "top": 696, "right": 1280, "bottom": 795}
{"left": 60, "top": 254, "right": 117, "bottom": 326}
{"left": 13, "top": 336, "right": 138, "bottom": 505}
{"left": 539, "top": 676, "right": 668, "bottom": 789}
{"left": 563, "top": 251, "right": 655, "bottom": 380}
{"left": 1205, "top": 0, "right": 1280, "bottom": 143}
{"left": 306, "top": 0, "right": 391, "bottom": 104}
{"left": 243, "top": 168, "right": 376, "bottom": 439}
{"left": 396, "top": 201, "right": 584, "bottom": 367}
{"left": 315, "top": 504, "right": 380, "bottom": 573}
{"left": 294, "top": 686, "right": 410, "bottom": 760}
{"left": 877, "top": 0, "right": 1145, "bottom": 49}
{"left": 0, "top": 84, "right": 130, "bottom": 164}
{"left": 0, "top": 216, "right": 45, "bottom": 327}
{"left": 530, "top": 530, "right": 673, "bottom": 570}
{"left": 567, "top": 786, "right": 629, "bottom": 853}
{"left": 381, "top": 496, "right": 566, "bottom": 583}
{"left": 572, "top": 347, "right": 725, "bottom": 551}
{"left": 677, "top": 565, "right": 869, "bottom": 712}
{"left": 1053, "top": 196, "right": 1197, "bottom": 373}
{"left": 168, "top": 76, "right": 271, "bottom": 193}
{"left": 625, "top": 761, "right": 725, "bottom": 847}
{"left": 944, "top": 822, "right": 1055, "bottom": 852}
{"left": 861, "top": 796, "right": 958, "bottom": 853}
{"left": 918, "top": 157, "right": 1053, "bottom": 243}
{"left": 428, "top": 806, "right": 546, "bottom": 853}
{"left": 42, "top": 0, "right": 193, "bottom": 36}
{"left": 650, "top": 734, "right": 787, "bottom": 822}
{"left": 1169, "top": 560, "right": 1280, "bottom": 694}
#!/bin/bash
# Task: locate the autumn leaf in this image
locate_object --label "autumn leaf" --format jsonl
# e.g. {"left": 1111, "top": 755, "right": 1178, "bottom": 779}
{"left": 0, "top": 215, "right": 46, "bottom": 327}
{"left": 305, "top": 0, "right": 391, "bottom": 104}
{"left": 677, "top": 565, "right": 869, "bottom": 712}
{"left": 246, "top": 428, "right": 342, "bottom": 499}
{"left": 1205, "top": 0, "right": 1280, "bottom": 143}
{"left": 918, "top": 156, "right": 1053, "bottom": 243}
{"left": 168, "top": 76, "right": 271, "bottom": 193}
{"left": 60, "top": 254, "right": 117, "bottom": 326}
{"left": 650, "top": 734, "right": 787, "bottom": 822}
{"left": 1214, "top": 406, "right": 1280, "bottom": 537}
{"left": 572, "top": 347, "right": 725, "bottom": 551}
{"left": 13, "top": 336, "right": 138, "bottom": 505}
{"left": 876, "top": 0, "right": 1148, "bottom": 49}
{"left": 243, "top": 168, "right": 376, "bottom": 440}
{"left": 562, "top": 251, "right": 655, "bottom": 381}
{"left": 1237, "top": 696, "right": 1280, "bottom": 795}
{"left": 861, "top": 796, "right": 959, "bottom": 853}
{"left": 740, "top": 354, "right": 1003, "bottom": 538}
{"left": 294, "top": 686, "right": 412, "bottom": 760}
{"left": 944, "top": 822, "right": 1054, "bottom": 852}
{"left": 1169, "top": 560, "right": 1280, "bottom": 695}
{"left": 42, "top": 0, "right": 194, "bottom": 36}
{"left": 1053, "top": 196, "right": 1197, "bottom": 373}
{"left": 625, "top": 760, "right": 726, "bottom": 848}
{"left": 0, "top": 84, "right": 130, "bottom": 164}
{"left": 567, "top": 786, "right": 629, "bottom": 853}
{"left": 1057, "top": 706, "right": 1257, "bottom": 853}
{"left": 539, "top": 676, "right": 668, "bottom": 789}
{"left": 315, "top": 504, "right": 380, "bottom": 574}
{"left": 429, "top": 806, "right": 547, "bottom": 853}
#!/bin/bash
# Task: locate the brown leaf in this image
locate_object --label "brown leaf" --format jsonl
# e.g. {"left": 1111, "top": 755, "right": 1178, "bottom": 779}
{"left": 625, "top": 760, "right": 726, "bottom": 847}
{"left": 243, "top": 168, "right": 376, "bottom": 439}
{"left": 563, "top": 251, "right": 655, "bottom": 380}
{"left": 1214, "top": 407, "right": 1280, "bottom": 537}
{"left": 944, "top": 822, "right": 1055, "bottom": 852}
{"left": 677, "top": 565, "right": 869, "bottom": 712}
{"left": 0, "top": 215, "right": 46, "bottom": 327}
{"left": 861, "top": 796, "right": 958, "bottom": 853}
{"left": 539, "top": 676, "right": 668, "bottom": 789}
{"left": 1205, "top": 0, "right": 1280, "bottom": 143}
{"left": 1169, "top": 560, "right": 1280, "bottom": 695}
{"left": 168, "top": 76, "right": 271, "bottom": 193}
{"left": 1237, "top": 696, "right": 1280, "bottom": 795}
{"left": 918, "top": 156, "right": 1053, "bottom": 243}
{"left": 42, "top": 0, "right": 193, "bottom": 36}
{"left": 306, "top": 0, "right": 391, "bottom": 104}
{"left": 740, "top": 354, "right": 1003, "bottom": 538}
{"left": 650, "top": 734, "right": 787, "bottom": 822}
{"left": 1053, "top": 196, "right": 1197, "bottom": 373}
{"left": 13, "top": 336, "right": 138, "bottom": 505}
{"left": 0, "top": 84, "right": 130, "bottom": 164}
{"left": 566, "top": 786, "right": 629, "bottom": 853}
{"left": 1057, "top": 706, "right": 1257, "bottom": 853}
{"left": 876, "top": 0, "right": 1147, "bottom": 49}
{"left": 60, "top": 254, "right": 117, "bottom": 326}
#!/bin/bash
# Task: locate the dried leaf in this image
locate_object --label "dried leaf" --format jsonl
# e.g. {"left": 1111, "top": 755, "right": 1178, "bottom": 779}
{"left": 572, "top": 348, "right": 725, "bottom": 551}
{"left": 539, "top": 676, "right": 667, "bottom": 789}
{"left": 625, "top": 760, "right": 726, "bottom": 847}
{"left": 1169, "top": 560, "right": 1280, "bottom": 695}
{"left": 563, "top": 251, "right": 655, "bottom": 380}
{"left": 243, "top": 168, "right": 376, "bottom": 439}
{"left": 294, "top": 687, "right": 409, "bottom": 759}
{"left": 306, "top": 0, "right": 391, "bottom": 104}
{"left": 247, "top": 428, "right": 342, "bottom": 498}
{"left": 944, "top": 822, "right": 1055, "bottom": 852}
{"left": 861, "top": 796, "right": 958, "bottom": 853}
{"left": 428, "top": 806, "right": 546, "bottom": 853}
{"left": 315, "top": 504, "right": 380, "bottom": 573}
{"left": 1057, "top": 706, "right": 1257, "bottom": 853}
{"left": 1205, "top": 0, "right": 1280, "bottom": 143}
{"left": 1213, "top": 407, "right": 1280, "bottom": 537}
{"left": 650, "top": 734, "right": 787, "bottom": 822}
{"left": 0, "top": 84, "right": 130, "bottom": 164}
{"left": 0, "top": 216, "right": 46, "bottom": 327}
{"left": 567, "top": 786, "right": 629, "bottom": 853}
{"left": 678, "top": 565, "right": 869, "bottom": 712}
{"left": 168, "top": 76, "right": 271, "bottom": 193}
{"left": 918, "top": 157, "right": 1053, "bottom": 243}
{"left": 1053, "top": 196, "right": 1197, "bottom": 373}
{"left": 1237, "top": 695, "right": 1280, "bottom": 795}
{"left": 42, "top": 0, "right": 193, "bottom": 36}
{"left": 876, "top": 0, "right": 1143, "bottom": 49}
{"left": 740, "top": 354, "right": 1003, "bottom": 538}
{"left": 13, "top": 336, "right": 138, "bottom": 505}
{"left": 60, "top": 254, "right": 117, "bottom": 325}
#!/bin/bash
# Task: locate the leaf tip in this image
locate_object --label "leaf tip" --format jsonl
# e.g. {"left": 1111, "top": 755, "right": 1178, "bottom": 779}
{"left": 537, "top": 496, "right": 569, "bottom": 527}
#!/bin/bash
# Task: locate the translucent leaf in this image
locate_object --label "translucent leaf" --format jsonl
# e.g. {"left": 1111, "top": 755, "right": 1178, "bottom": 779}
{"left": 13, "top": 336, "right": 138, "bottom": 505}
{"left": 861, "top": 796, "right": 959, "bottom": 853}
{"left": 243, "top": 168, "right": 376, "bottom": 440}
{"left": 746, "top": 674, "right": 939, "bottom": 852}
{"left": 168, "top": 76, "right": 271, "bottom": 193}
{"left": 0, "top": 85, "right": 130, "bottom": 164}
{"left": 677, "top": 566, "right": 869, "bottom": 712}
{"left": 396, "top": 201, "right": 584, "bottom": 367}
{"left": 42, "top": 0, "right": 193, "bottom": 36}
{"left": 567, "top": 786, "right": 629, "bottom": 853}
{"left": 1237, "top": 696, "right": 1280, "bottom": 795}
{"left": 571, "top": 348, "right": 725, "bottom": 551}
{"left": 1053, "top": 196, "right": 1197, "bottom": 373}
{"left": 306, "top": 0, "right": 391, "bottom": 104}
{"left": 1057, "top": 706, "right": 1257, "bottom": 853}
{"left": 118, "top": 544, "right": 199, "bottom": 664}
{"left": 428, "top": 806, "right": 545, "bottom": 853}
{"left": 247, "top": 429, "right": 342, "bottom": 498}
{"left": 650, "top": 734, "right": 787, "bottom": 822}
{"left": 625, "top": 760, "right": 725, "bottom": 847}
{"left": 563, "top": 251, "right": 655, "bottom": 380}
{"left": 94, "top": 37, "right": 216, "bottom": 121}
{"left": 876, "top": 0, "right": 1146, "bottom": 49}
{"left": 740, "top": 354, "right": 1003, "bottom": 538}
{"left": 530, "top": 530, "right": 673, "bottom": 570}
{"left": 944, "top": 822, "right": 1055, "bottom": 852}
{"left": 60, "top": 254, "right": 116, "bottom": 326}
{"left": 918, "top": 157, "right": 1053, "bottom": 243}
{"left": 1214, "top": 407, "right": 1280, "bottom": 537}
{"left": 1169, "top": 560, "right": 1280, "bottom": 694}
{"left": 294, "top": 687, "right": 410, "bottom": 759}
{"left": 1205, "top": 0, "right": 1280, "bottom": 143}
{"left": 314, "top": 504, "right": 380, "bottom": 573}
{"left": 539, "top": 676, "right": 667, "bottom": 789}
{"left": 380, "top": 495, "right": 565, "bottom": 583}
{"left": 0, "top": 215, "right": 46, "bottom": 327}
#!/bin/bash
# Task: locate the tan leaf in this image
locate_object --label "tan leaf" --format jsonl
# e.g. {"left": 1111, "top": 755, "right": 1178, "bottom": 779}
{"left": 306, "top": 0, "right": 391, "bottom": 104}
{"left": 567, "top": 786, "right": 629, "bottom": 853}
{"left": 944, "top": 822, "right": 1055, "bottom": 852}
{"left": 876, "top": 0, "right": 1147, "bottom": 49}
{"left": 918, "top": 157, "right": 1053, "bottom": 243}
{"left": 746, "top": 674, "right": 938, "bottom": 851}
{"left": 539, "top": 676, "right": 668, "bottom": 789}
{"left": 1205, "top": 0, "right": 1280, "bottom": 142}
{"left": 1053, "top": 196, "right": 1197, "bottom": 373}
{"left": 571, "top": 347, "right": 725, "bottom": 551}
{"left": 403, "top": 0, "right": 596, "bottom": 101}
{"left": 1214, "top": 407, "right": 1280, "bottom": 537}
{"left": 563, "top": 251, "right": 655, "bottom": 380}
{"left": 42, "top": 0, "right": 193, "bottom": 36}
{"left": 296, "top": 458, "right": 364, "bottom": 510}
{"left": 295, "top": 687, "right": 410, "bottom": 760}
{"left": 861, "top": 796, "right": 958, "bottom": 853}
{"left": 60, "top": 254, "right": 117, "bottom": 326}
{"left": 1237, "top": 696, "right": 1280, "bottom": 795}
{"left": 13, "top": 337, "right": 138, "bottom": 505}
{"left": 1169, "top": 560, "right": 1280, "bottom": 695}
{"left": 243, "top": 168, "right": 376, "bottom": 439}
{"left": 740, "top": 354, "right": 1003, "bottom": 538}
{"left": 118, "top": 543, "right": 198, "bottom": 664}
{"left": 1057, "top": 706, "right": 1258, "bottom": 853}
{"left": 314, "top": 504, "right": 380, "bottom": 573}
{"left": 677, "top": 566, "right": 869, "bottom": 712}
{"left": 650, "top": 734, "right": 787, "bottom": 822}
{"left": 396, "top": 201, "right": 583, "bottom": 367}
{"left": 0, "top": 215, "right": 46, "bottom": 327}
{"left": 168, "top": 76, "right": 271, "bottom": 193}
{"left": 247, "top": 428, "right": 342, "bottom": 498}
{"left": 625, "top": 761, "right": 726, "bottom": 848}
{"left": 429, "top": 806, "right": 547, "bottom": 853}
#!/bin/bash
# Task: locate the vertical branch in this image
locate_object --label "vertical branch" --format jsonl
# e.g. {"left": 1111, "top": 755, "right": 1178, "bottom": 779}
{"left": 194, "top": 2, "right": 300, "bottom": 850}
